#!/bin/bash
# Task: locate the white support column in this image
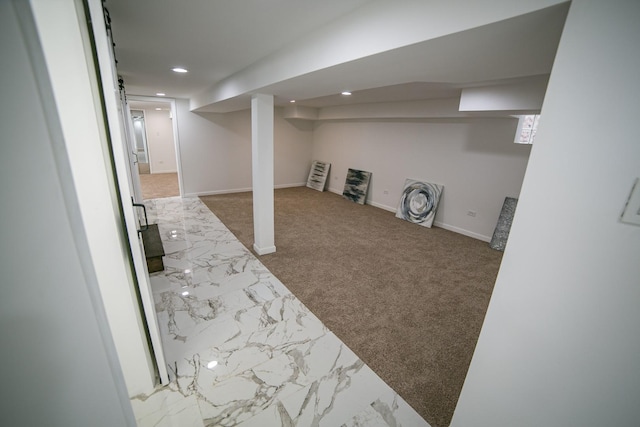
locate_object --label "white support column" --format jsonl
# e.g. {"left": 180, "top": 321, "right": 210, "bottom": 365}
{"left": 251, "top": 94, "right": 276, "bottom": 255}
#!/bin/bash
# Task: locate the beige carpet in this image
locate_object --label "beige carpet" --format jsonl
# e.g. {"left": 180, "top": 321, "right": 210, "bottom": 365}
{"left": 138, "top": 162, "right": 150, "bottom": 174}
{"left": 200, "top": 187, "right": 501, "bottom": 427}
{"left": 139, "top": 172, "right": 179, "bottom": 200}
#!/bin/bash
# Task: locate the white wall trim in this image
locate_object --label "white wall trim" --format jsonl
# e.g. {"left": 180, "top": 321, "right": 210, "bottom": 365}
{"left": 276, "top": 182, "right": 306, "bottom": 189}
{"left": 185, "top": 182, "right": 306, "bottom": 198}
{"left": 168, "top": 97, "right": 184, "bottom": 196}
{"left": 433, "top": 221, "right": 491, "bottom": 242}
{"left": 150, "top": 168, "right": 178, "bottom": 174}
{"left": 184, "top": 187, "right": 253, "bottom": 198}
{"left": 253, "top": 244, "right": 277, "bottom": 255}
{"left": 368, "top": 199, "right": 396, "bottom": 213}
{"left": 327, "top": 186, "right": 343, "bottom": 196}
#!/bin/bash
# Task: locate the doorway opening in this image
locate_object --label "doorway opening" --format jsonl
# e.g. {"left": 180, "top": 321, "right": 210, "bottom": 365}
{"left": 130, "top": 110, "right": 151, "bottom": 174}
{"left": 128, "top": 98, "right": 182, "bottom": 200}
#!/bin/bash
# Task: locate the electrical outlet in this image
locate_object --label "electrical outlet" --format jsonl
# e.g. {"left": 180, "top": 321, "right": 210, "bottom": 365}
{"left": 383, "top": 190, "right": 389, "bottom": 195}
{"left": 467, "top": 210, "right": 477, "bottom": 217}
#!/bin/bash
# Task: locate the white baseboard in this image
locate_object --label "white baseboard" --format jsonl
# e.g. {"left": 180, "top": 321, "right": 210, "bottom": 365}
{"left": 369, "top": 200, "right": 396, "bottom": 213}
{"left": 186, "top": 182, "right": 306, "bottom": 198}
{"left": 254, "top": 244, "right": 276, "bottom": 255}
{"left": 275, "top": 182, "right": 306, "bottom": 189}
{"left": 185, "top": 187, "right": 253, "bottom": 198}
{"left": 433, "top": 221, "right": 491, "bottom": 242}
{"left": 150, "top": 169, "right": 178, "bottom": 174}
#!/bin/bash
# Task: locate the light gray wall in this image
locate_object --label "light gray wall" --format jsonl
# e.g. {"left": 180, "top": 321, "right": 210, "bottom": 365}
{"left": 452, "top": 0, "right": 640, "bottom": 425}
{"left": 312, "top": 116, "right": 531, "bottom": 241}
{"left": 0, "top": 2, "right": 135, "bottom": 425}
{"left": 175, "top": 100, "right": 313, "bottom": 196}
{"left": 144, "top": 108, "right": 177, "bottom": 173}
{"left": 175, "top": 96, "right": 531, "bottom": 241}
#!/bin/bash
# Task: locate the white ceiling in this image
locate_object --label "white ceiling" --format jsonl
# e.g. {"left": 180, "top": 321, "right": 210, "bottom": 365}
{"left": 106, "top": 0, "right": 569, "bottom": 112}
{"left": 107, "top": 0, "right": 372, "bottom": 99}
{"left": 128, "top": 100, "right": 171, "bottom": 111}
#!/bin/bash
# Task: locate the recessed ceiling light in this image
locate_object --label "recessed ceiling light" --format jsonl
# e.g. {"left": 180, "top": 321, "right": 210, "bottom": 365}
{"left": 156, "top": 92, "right": 166, "bottom": 96}
{"left": 155, "top": 108, "right": 162, "bottom": 111}
{"left": 172, "top": 67, "right": 188, "bottom": 73}
{"left": 341, "top": 91, "right": 352, "bottom": 96}
{"left": 290, "top": 100, "right": 296, "bottom": 103}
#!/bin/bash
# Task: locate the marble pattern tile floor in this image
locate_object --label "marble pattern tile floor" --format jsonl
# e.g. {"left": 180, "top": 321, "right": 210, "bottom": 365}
{"left": 131, "top": 196, "right": 430, "bottom": 427}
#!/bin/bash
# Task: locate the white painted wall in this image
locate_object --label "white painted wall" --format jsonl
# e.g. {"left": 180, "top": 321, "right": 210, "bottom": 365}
{"left": 452, "top": 0, "right": 640, "bottom": 425}
{"left": 30, "top": 0, "right": 155, "bottom": 396}
{"left": 0, "top": 1, "right": 135, "bottom": 425}
{"left": 312, "top": 116, "right": 531, "bottom": 241}
{"left": 458, "top": 75, "right": 548, "bottom": 113}
{"left": 174, "top": 99, "right": 313, "bottom": 196}
{"left": 319, "top": 98, "right": 463, "bottom": 120}
{"left": 176, "top": 93, "right": 533, "bottom": 241}
{"left": 143, "top": 108, "right": 177, "bottom": 173}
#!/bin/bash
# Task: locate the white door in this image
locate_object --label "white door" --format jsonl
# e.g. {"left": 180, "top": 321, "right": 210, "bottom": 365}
{"left": 122, "top": 102, "right": 145, "bottom": 203}
{"left": 87, "top": 1, "right": 169, "bottom": 385}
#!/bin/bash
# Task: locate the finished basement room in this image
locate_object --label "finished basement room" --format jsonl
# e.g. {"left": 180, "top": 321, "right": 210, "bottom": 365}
{"left": 6, "top": 1, "right": 639, "bottom": 427}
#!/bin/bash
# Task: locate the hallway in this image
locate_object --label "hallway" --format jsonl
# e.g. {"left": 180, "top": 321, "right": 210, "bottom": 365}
{"left": 131, "top": 196, "right": 429, "bottom": 426}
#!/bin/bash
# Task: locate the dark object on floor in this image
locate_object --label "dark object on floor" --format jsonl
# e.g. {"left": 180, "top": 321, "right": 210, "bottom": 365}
{"left": 141, "top": 223, "right": 165, "bottom": 272}
{"left": 342, "top": 168, "right": 372, "bottom": 204}
{"left": 490, "top": 197, "right": 518, "bottom": 251}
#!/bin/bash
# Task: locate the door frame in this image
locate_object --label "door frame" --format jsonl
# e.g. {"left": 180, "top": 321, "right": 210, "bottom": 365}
{"left": 128, "top": 95, "right": 184, "bottom": 198}
{"left": 129, "top": 109, "right": 152, "bottom": 173}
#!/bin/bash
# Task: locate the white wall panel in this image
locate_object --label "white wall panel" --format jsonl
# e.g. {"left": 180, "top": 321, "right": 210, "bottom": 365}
{"left": 453, "top": 0, "right": 640, "bottom": 425}
{"left": 144, "top": 108, "right": 177, "bottom": 173}
{"left": 312, "top": 117, "right": 531, "bottom": 241}
{"left": 175, "top": 102, "right": 313, "bottom": 196}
